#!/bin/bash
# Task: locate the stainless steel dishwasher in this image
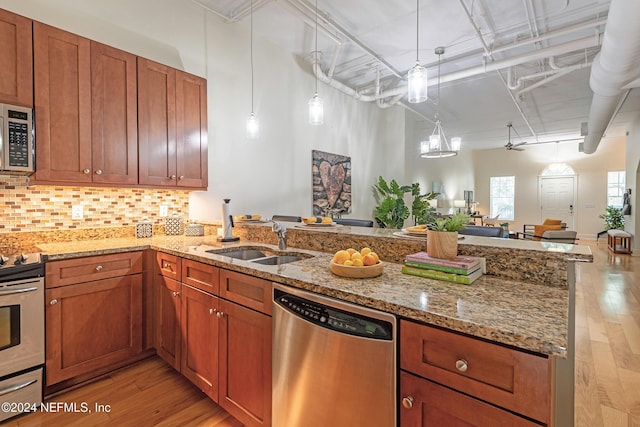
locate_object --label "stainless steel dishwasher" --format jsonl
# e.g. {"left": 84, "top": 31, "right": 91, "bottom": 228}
{"left": 272, "top": 283, "right": 396, "bottom": 427}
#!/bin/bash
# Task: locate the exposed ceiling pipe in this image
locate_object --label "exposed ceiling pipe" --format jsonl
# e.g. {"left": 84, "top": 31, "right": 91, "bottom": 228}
{"left": 488, "top": 18, "right": 607, "bottom": 56}
{"left": 583, "top": 0, "right": 640, "bottom": 154}
{"left": 507, "top": 59, "right": 592, "bottom": 91}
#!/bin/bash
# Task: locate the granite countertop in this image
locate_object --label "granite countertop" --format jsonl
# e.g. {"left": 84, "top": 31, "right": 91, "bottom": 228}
{"left": 37, "top": 231, "right": 574, "bottom": 358}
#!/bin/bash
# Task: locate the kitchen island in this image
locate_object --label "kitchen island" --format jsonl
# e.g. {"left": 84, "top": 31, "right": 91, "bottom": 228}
{"left": 36, "top": 222, "right": 590, "bottom": 426}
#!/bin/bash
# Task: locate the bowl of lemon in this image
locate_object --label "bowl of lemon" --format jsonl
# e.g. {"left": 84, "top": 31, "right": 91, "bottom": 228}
{"left": 329, "top": 247, "right": 383, "bottom": 278}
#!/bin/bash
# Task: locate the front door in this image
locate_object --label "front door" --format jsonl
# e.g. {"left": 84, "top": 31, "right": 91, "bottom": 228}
{"left": 539, "top": 176, "right": 575, "bottom": 229}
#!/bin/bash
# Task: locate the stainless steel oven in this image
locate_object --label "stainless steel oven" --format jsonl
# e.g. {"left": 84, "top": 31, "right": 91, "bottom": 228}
{"left": 0, "top": 103, "right": 34, "bottom": 174}
{"left": 0, "top": 253, "right": 44, "bottom": 422}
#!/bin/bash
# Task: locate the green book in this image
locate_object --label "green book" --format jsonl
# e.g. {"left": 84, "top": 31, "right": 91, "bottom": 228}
{"left": 403, "top": 260, "right": 480, "bottom": 275}
{"left": 401, "top": 266, "right": 483, "bottom": 285}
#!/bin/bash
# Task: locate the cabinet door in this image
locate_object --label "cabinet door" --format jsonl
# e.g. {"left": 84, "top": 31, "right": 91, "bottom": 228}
{"left": 91, "top": 41, "right": 138, "bottom": 184}
{"left": 157, "top": 275, "right": 181, "bottom": 370}
{"left": 138, "top": 57, "right": 177, "bottom": 186}
{"left": 33, "top": 22, "right": 92, "bottom": 183}
{"left": 176, "top": 71, "right": 207, "bottom": 189}
{"left": 0, "top": 9, "right": 32, "bottom": 106}
{"left": 218, "top": 299, "right": 272, "bottom": 427}
{"left": 400, "top": 371, "right": 539, "bottom": 427}
{"left": 181, "top": 284, "right": 219, "bottom": 401}
{"left": 45, "top": 274, "right": 143, "bottom": 385}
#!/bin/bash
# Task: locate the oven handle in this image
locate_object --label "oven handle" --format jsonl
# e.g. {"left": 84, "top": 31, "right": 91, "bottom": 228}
{"left": 0, "top": 378, "right": 38, "bottom": 397}
{"left": 0, "top": 286, "right": 39, "bottom": 296}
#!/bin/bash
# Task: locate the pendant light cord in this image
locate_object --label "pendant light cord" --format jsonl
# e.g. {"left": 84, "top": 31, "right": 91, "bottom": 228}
{"left": 315, "top": 0, "right": 318, "bottom": 93}
{"left": 415, "top": 0, "right": 419, "bottom": 62}
{"left": 250, "top": 0, "right": 254, "bottom": 113}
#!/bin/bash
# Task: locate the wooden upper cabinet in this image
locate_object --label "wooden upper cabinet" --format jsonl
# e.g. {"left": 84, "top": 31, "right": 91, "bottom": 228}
{"left": 138, "top": 57, "right": 207, "bottom": 189}
{"left": 138, "top": 57, "right": 177, "bottom": 187}
{"left": 176, "top": 71, "right": 207, "bottom": 188}
{"left": 91, "top": 41, "right": 138, "bottom": 184}
{"left": 0, "top": 9, "right": 33, "bottom": 107}
{"left": 33, "top": 22, "right": 92, "bottom": 183}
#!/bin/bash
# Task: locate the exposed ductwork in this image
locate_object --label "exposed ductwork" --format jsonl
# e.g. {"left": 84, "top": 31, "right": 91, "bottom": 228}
{"left": 583, "top": 0, "right": 640, "bottom": 154}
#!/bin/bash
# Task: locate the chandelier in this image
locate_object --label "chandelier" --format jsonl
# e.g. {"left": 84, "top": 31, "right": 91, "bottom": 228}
{"left": 420, "top": 47, "right": 461, "bottom": 158}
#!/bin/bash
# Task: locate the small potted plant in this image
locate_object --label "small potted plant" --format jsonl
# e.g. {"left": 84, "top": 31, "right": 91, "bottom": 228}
{"left": 427, "top": 212, "right": 470, "bottom": 259}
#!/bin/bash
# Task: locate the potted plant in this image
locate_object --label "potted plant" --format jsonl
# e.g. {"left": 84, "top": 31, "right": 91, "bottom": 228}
{"left": 372, "top": 176, "right": 438, "bottom": 228}
{"left": 427, "top": 212, "right": 470, "bottom": 259}
{"left": 599, "top": 206, "right": 624, "bottom": 230}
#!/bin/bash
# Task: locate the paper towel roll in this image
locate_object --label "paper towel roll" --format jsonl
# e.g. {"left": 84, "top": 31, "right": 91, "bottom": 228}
{"left": 222, "top": 199, "right": 233, "bottom": 239}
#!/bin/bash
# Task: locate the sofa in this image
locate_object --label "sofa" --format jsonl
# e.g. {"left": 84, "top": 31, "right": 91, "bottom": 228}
{"left": 458, "top": 225, "right": 505, "bottom": 238}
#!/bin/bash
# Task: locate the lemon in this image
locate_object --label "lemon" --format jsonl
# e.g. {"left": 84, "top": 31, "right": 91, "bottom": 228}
{"left": 361, "top": 247, "right": 372, "bottom": 256}
{"left": 346, "top": 248, "right": 356, "bottom": 255}
{"left": 343, "top": 259, "right": 354, "bottom": 266}
{"left": 333, "top": 250, "right": 350, "bottom": 265}
{"left": 352, "top": 258, "right": 364, "bottom": 266}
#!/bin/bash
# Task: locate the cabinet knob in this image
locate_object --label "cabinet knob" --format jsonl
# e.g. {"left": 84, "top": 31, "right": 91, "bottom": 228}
{"left": 50, "top": 299, "right": 58, "bottom": 305}
{"left": 95, "top": 265, "right": 103, "bottom": 271}
{"left": 169, "top": 175, "right": 177, "bottom": 180}
{"left": 209, "top": 308, "right": 217, "bottom": 315}
{"left": 83, "top": 168, "right": 90, "bottom": 174}
{"left": 216, "top": 311, "right": 224, "bottom": 318}
{"left": 172, "top": 291, "right": 180, "bottom": 297}
{"left": 179, "top": 175, "right": 184, "bottom": 180}
{"left": 162, "top": 263, "right": 171, "bottom": 270}
{"left": 455, "top": 359, "right": 468, "bottom": 372}
{"left": 95, "top": 169, "right": 102, "bottom": 175}
{"left": 401, "top": 396, "right": 414, "bottom": 409}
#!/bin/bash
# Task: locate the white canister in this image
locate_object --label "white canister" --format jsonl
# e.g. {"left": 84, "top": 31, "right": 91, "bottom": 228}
{"left": 165, "top": 213, "right": 183, "bottom": 235}
{"left": 185, "top": 223, "right": 204, "bottom": 236}
{"left": 136, "top": 217, "right": 153, "bottom": 238}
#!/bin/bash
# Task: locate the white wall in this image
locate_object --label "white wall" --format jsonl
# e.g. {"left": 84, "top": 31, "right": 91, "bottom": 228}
{"left": 0, "top": 0, "right": 404, "bottom": 224}
{"left": 625, "top": 113, "right": 640, "bottom": 252}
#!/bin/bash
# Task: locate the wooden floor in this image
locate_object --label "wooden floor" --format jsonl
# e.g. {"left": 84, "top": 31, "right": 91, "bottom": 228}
{"left": 6, "top": 239, "right": 640, "bottom": 426}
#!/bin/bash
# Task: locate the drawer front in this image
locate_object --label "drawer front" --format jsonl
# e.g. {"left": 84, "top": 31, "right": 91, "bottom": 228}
{"left": 182, "top": 259, "right": 219, "bottom": 295}
{"left": 399, "top": 371, "right": 539, "bottom": 427}
{"left": 157, "top": 252, "right": 181, "bottom": 280}
{"left": 46, "top": 251, "right": 143, "bottom": 288}
{"left": 219, "top": 269, "right": 272, "bottom": 315}
{"left": 400, "top": 320, "right": 551, "bottom": 424}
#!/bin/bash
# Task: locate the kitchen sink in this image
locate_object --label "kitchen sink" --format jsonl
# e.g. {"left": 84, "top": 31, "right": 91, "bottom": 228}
{"left": 205, "top": 247, "right": 271, "bottom": 260}
{"left": 250, "top": 255, "right": 305, "bottom": 265}
{"left": 204, "top": 246, "right": 312, "bottom": 265}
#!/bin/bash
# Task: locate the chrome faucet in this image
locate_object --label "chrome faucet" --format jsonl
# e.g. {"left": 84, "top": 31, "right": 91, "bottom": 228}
{"left": 269, "top": 221, "right": 287, "bottom": 250}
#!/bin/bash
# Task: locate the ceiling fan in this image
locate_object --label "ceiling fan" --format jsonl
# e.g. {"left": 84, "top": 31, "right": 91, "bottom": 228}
{"left": 504, "top": 123, "right": 527, "bottom": 151}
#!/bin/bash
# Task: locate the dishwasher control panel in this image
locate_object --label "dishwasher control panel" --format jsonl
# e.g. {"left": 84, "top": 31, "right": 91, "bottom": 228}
{"left": 274, "top": 289, "right": 393, "bottom": 340}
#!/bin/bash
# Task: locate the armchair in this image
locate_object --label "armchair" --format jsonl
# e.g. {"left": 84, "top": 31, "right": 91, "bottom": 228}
{"left": 521, "top": 218, "right": 565, "bottom": 241}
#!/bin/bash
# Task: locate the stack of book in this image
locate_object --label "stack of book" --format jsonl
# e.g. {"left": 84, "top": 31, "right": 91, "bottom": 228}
{"left": 401, "top": 252, "right": 485, "bottom": 285}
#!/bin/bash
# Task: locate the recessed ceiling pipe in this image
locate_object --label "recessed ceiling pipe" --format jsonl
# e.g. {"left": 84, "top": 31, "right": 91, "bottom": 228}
{"left": 583, "top": 0, "right": 640, "bottom": 154}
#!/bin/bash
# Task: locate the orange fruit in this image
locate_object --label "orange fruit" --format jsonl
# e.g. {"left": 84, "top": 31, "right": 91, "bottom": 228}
{"left": 346, "top": 248, "right": 356, "bottom": 255}
{"left": 369, "top": 252, "right": 380, "bottom": 263}
{"left": 363, "top": 253, "right": 377, "bottom": 266}
{"left": 333, "top": 250, "right": 350, "bottom": 265}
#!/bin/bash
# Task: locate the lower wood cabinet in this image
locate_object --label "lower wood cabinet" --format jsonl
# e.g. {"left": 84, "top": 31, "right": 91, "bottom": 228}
{"left": 218, "top": 298, "right": 272, "bottom": 427}
{"left": 156, "top": 274, "right": 182, "bottom": 370}
{"left": 181, "top": 284, "right": 219, "bottom": 401}
{"left": 45, "top": 274, "right": 142, "bottom": 385}
{"left": 155, "top": 253, "right": 272, "bottom": 427}
{"left": 400, "top": 371, "right": 540, "bottom": 426}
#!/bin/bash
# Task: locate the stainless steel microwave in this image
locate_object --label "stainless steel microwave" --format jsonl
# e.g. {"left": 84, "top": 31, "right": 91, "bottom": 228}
{"left": 0, "top": 103, "right": 34, "bottom": 174}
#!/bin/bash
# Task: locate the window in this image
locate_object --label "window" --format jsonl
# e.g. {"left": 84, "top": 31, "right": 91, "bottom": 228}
{"left": 607, "top": 171, "right": 625, "bottom": 208}
{"left": 490, "top": 176, "right": 515, "bottom": 220}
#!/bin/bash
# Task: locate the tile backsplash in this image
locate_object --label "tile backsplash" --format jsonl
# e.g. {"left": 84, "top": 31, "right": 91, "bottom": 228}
{"left": 0, "top": 175, "right": 190, "bottom": 233}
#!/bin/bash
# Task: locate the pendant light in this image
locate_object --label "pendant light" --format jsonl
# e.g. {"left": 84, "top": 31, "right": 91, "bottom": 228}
{"left": 308, "top": 0, "right": 324, "bottom": 125}
{"left": 246, "top": 0, "right": 259, "bottom": 139}
{"left": 407, "top": 0, "right": 427, "bottom": 103}
{"left": 420, "top": 47, "right": 461, "bottom": 158}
